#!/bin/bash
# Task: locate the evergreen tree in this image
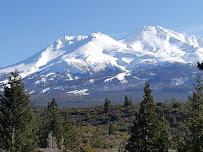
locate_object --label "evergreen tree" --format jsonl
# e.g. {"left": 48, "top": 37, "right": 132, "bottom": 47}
{"left": 63, "top": 123, "right": 81, "bottom": 151}
{"left": 0, "top": 71, "right": 37, "bottom": 152}
{"left": 124, "top": 95, "right": 132, "bottom": 106}
{"left": 104, "top": 97, "right": 111, "bottom": 114}
{"left": 38, "top": 98, "right": 64, "bottom": 150}
{"left": 197, "top": 61, "right": 203, "bottom": 70}
{"left": 108, "top": 123, "right": 114, "bottom": 135}
{"left": 178, "top": 77, "right": 203, "bottom": 152}
{"left": 125, "top": 82, "right": 170, "bottom": 152}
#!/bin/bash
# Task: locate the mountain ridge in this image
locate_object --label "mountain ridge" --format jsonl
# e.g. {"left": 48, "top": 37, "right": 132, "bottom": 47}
{"left": 0, "top": 26, "right": 201, "bottom": 100}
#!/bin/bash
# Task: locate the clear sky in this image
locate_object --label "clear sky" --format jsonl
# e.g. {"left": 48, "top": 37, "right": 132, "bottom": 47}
{"left": 0, "top": 0, "right": 203, "bottom": 67}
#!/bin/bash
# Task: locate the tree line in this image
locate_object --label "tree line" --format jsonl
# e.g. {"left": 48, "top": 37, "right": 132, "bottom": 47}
{"left": 0, "top": 71, "right": 202, "bottom": 152}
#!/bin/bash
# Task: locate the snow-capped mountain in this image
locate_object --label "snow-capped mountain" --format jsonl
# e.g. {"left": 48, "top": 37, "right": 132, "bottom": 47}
{"left": 0, "top": 26, "right": 202, "bottom": 100}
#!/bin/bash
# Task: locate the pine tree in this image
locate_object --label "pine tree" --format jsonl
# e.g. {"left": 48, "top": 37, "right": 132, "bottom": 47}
{"left": 104, "top": 97, "right": 111, "bottom": 114}
{"left": 47, "top": 98, "right": 65, "bottom": 150}
{"left": 178, "top": 77, "right": 203, "bottom": 152}
{"left": 197, "top": 61, "right": 203, "bottom": 70}
{"left": 38, "top": 98, "right": 64, "bottom": 150}
{"left": 63, "top": 122, "right": 81, "bottom": 151}
{"left": 125, "top": 82, "right": 170, "bottom": 152}
{"left": 0, "top": 71, "right": 37, "bottom": 152}
{"left": 108, "top": 123, "right": 114, "bottom": 135}
{"left": 124, "top": 95, "right": 132, "bottom": 107}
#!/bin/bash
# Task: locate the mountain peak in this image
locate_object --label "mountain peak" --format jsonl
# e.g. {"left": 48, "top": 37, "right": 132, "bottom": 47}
{"left": 1, "top": 26, "right": 203, "bottom": 79}
{"left": 90, "top": 32, "right": 105, "bottom": 37}
{"left": 0, "top": 26, "right": 203, "bottom": 96}
{"left": 88, "top": 32, "right": 113, "bottom": 40}
{"left": 142, "top": 25, "right": 167, "bottom": 32}
{"left": 135, "top": 26, "right": 179, "bottom": 37}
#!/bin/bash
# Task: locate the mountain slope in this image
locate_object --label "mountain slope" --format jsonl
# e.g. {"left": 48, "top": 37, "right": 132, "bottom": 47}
{"left": 0, "top": 26, "right": 202, "bottom": 99}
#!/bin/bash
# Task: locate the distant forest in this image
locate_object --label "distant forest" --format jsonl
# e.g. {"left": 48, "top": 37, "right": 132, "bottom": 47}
{"left": 0, "top": 69, "right": 202, "bottom": 152}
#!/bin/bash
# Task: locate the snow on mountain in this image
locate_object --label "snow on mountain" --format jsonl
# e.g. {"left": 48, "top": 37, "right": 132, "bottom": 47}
{"left": 0, "top": 26, "right": 202, "bottom": 96}
{"left": 123, "top": 26, "right": 203, "bottom": 63}
{"left": 67, "top": 89, "right": 89, "bottom": 96}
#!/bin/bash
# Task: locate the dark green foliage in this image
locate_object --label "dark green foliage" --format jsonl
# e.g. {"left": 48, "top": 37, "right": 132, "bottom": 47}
{"left": 38, "top": 98, "right": 64, "bottom": 150}
{"left": 47, "top": 98, "right": 63, "bottom": 141}
{"left": 0, "top": 71, "right": 200, "bottom": 152}
{"left": 0, "top": 71, "right": 37, "bottom": 152}
{"left": 124, "top": 96, "right": 132, "bottom": 107}
{"left": 197, "top": 61, "right": 203, "bottom": 70}
{"left": 178, "top": 77, "right": 203, "bottom": 152}
{"left": 125, "top": 82, "right": 170, "bottom": 152}
{"left": 104, "top": 97, "right": 111, "bottom": 114}
{"left": 108, "top": 123, "right": 114, "bottom": 135}
{"left": 63, "top": 123, "right": 81, "bottom": 151}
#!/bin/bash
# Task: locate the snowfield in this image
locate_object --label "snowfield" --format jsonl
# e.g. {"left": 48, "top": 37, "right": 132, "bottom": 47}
{"left": 66, "top": 89, "right": 89, "bottom": 96}
{"left": 0, "top": 26, "right": 202, "bottom": 96}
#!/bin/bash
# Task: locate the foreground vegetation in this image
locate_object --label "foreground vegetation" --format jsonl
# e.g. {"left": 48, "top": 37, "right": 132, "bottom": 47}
{"left": 0, "top": 71, "right": 202, "bottom": 152}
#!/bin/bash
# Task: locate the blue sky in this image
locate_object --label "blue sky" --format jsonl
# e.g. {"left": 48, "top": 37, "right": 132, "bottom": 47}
{"left": 0, "top": 0, "right": 203, "bottom": 67}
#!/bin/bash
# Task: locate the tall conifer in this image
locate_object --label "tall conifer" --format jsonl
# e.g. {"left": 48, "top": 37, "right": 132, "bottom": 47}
{"left": 104, "top": 97, "right": 111, "bottom": 114}
{"left": 178, "top": 77, "right": 203, "bottom": 152}
{"left": 0, "top": 71, "right": 36, "bottom": 152}
{"left": 125, "top": 82, "right": 170, "bottom": 152}
{"left": 39, "top": 98, "right": 64, "bottom": 150}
